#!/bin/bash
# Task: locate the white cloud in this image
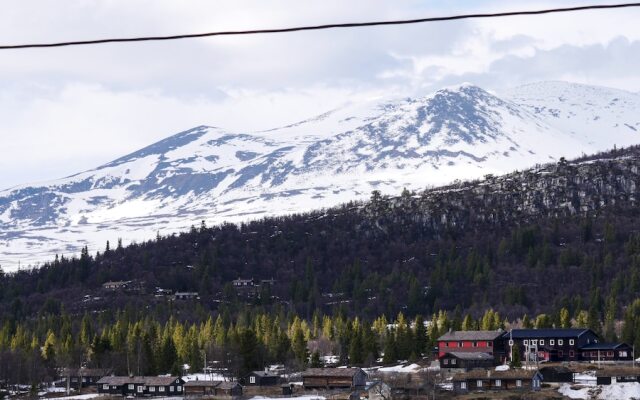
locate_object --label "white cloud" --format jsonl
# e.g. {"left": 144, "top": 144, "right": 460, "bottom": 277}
{"left": 0, "top": 0, "right": 639, "bottom": 188}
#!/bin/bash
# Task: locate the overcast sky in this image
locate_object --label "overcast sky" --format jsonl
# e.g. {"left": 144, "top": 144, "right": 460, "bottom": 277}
{"left": 1, "top": 0, "right": 639, "bottom": 189}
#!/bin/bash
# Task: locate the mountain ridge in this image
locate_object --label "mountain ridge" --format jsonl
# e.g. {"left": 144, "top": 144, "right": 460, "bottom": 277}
{"left": 1, "top": 81, "right": 639, "bottom": 269}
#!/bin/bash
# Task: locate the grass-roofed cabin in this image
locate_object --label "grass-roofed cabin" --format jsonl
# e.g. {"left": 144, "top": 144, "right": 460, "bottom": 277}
{"left": 302, "top": 368, "right": 367, "bottom": 390}
{"left": 453, "top": 369, "right": 542, "bottom": 394}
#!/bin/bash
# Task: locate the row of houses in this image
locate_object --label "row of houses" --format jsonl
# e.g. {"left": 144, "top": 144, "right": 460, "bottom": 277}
{"left": 89, "top": 367, "right": 367, "bottom": 397}
{"left": 437, "top": 328, "right": 633, "bottom": 369}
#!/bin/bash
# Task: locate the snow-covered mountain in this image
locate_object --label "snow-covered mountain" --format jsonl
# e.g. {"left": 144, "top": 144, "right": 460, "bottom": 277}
{"left": 1, "top": 81, "right": 639, "bottom": 269}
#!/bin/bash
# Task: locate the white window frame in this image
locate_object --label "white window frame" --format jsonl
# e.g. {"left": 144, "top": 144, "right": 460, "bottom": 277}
{"left": 558, "top": 339, "right": 564, "bottom": 345}
{"left": 443, "top": 359, "right": 449, "bottom": 365}
{"left": 477, "top": 380, "right": 483, "bottom": 388}
{"left": 569, "top": 339, "right": 575, "bottom": 345}
{"left": 451, "top": 359, "right": 457, "bottom": 365}
{"left": 128, "top": 384, "right": 134, "bottom": 390}
{"left": 540, "top": 339, "right": 545, "bottom": 345}
{"left": 250, "top": 376, "right": 256, "bottom": 384}
{"left": 159, "top": 387, "right": 165, "bottom": 392}
{"left": 508, "top": 339, "right": 514, "bottom": 346}
{"left": 460, "top": 382, "right": 467, "bottom": 389}
{"left": 149, "top": 386, "right": 156, "bottom": 393}
{"left": 532, "top": 339, "right": 538, "bottom": 345}
{"left": 516, "top": 380, "right": 522, "bottom": 387}
{"left": 177, "top": 386, "right": 182, "bottom": 392}
{"left": 523, "top": 340, "right": 529, "bottom": 345}
{"left": 137, "top": 386, "right": 144, "bottom": 393}
{"left": 103, "top": 384, "right": 109, "bottom": 390}
{"left": 550, "top": 339, "right": 555, "bottom": 345}
{"left": 170, "top": 386, "right": 175, "bottom": 392}
{"left": 495, "top": 379, "right": 501, "bottom": 387}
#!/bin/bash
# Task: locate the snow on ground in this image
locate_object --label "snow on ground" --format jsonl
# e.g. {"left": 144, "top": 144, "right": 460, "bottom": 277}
{"left": 377, "top": 363, "right": 421, "bottom": 373}
{"left": 574, "top": 371, "right": 597, "bottom": 385}
{"left": 495, "top": 365, "right": 510, "bottom": 371}
{"left": 559, "top": 382, "right": 640, "bottom": 399}
{"left": 181, "top": 372, "right": 226, "bottom": 382}
{"left": 46, "top": 395, "right": 101, "bottom": 400}
{"left": 251, "top": 396, "right": 325, "bottom": 400}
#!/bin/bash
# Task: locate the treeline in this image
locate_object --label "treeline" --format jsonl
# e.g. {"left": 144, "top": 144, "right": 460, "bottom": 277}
{"left": 5, "top": 300, "right": 640, "bottom": 386}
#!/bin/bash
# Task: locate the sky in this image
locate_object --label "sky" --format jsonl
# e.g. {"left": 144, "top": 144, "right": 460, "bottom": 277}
{"left": 1, "top": 0, "right": 639, "bottom": 189}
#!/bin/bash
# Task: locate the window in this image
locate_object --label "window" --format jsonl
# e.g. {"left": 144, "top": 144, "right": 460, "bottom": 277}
{"left": 608, "top": 351, "right": 614, "bottom": 357}
{"left": 477, "top": 380, "right": 483, "bottom": 388}
{"left": 620, "top": 351, "right": 628, "bottom": 357}
{"left": 458, "top": 341, "right": 463, "bottom": 348}
{"left": 558, "top": 340, "right": 564, "bottom": 345}
{"left": 540, "top": 340, "right": 545, "bottom": 345}
{"left": 488, "top": 341, "right": 493, "bottom": 347}
{"left": 443, "top": 359, "right": 449, "bottom": 365}
{"left": 559, "top": 350, "right": 564, "bottom": 357}
{"left": 177, "top": 386, "right": 182, "bottom": 392}
{"left": 250, "top": 376, "right": 256, "bottom": 384}
{"left": 137, "top": 386, "right": 144, "bottom": 393}
{"left": 532, "top": 339, "right": 538, "bottom": 345}
{"left": 550, "top": 339, "right": 555, "bottom": 345}
{"left": 111, "top": 386, "right": 116, "bottom": 390}
{"left": 159, "top": 387, "right": 165, "bottom": 392}
{"left": 495, "top": 379, "right": 501, "bottom": 387}
{"left": 569, "top": 350, "right": 575, "bottom": 357}
{"left": 508, "top": 339, "right": 514, "bottom": 346}
{"left": 149, "top": 387, "right": 156, "bottom": 393}
{"left": 473, "top": 341, "right": 477, "bottom": 347}
{"left": 103, "top": 384, "right": 109, "bottom": 390}
{"left": 516, "top": 380, "right": 522, "bottom": 387}
{"left": 128, "top": 384, "right": 134, "bottom": 390}
{"left": 570, "top": 339, "right": 575, "bottom": 345}
{"left": 524, "top": 340, "right": 529, "bottom": 345}
{"left": 82, "top": 378, "right": 87, "bottom": 383}
{"left": 451, "top": 359, "right": 457, "bottom": 365}
{"left": 170, "top": 386, "right": 175, "bottom": 392}
{"left": 445, "top": 342, "right": 449, "bottom": 347}
{"left": 460, "top": 382, "right": 467, "bottom": 390}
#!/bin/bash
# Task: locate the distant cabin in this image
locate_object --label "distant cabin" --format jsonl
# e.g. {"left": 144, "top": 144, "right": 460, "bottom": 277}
{"left": 244, "top": 370, "right": 279, "bottom": 386}
{"left": 97, "top": 376, "right": 184, "bottom": 397}
{"left": 302, "top": 368, "right": 367, "bottom": 390}
{"left": 102, "top": 281, "right": 129, "bottom": 290}
{"left": 439, "top": 352, "right": 495, "bottom": 371}
{"left": 61, "top": 368, "right": 111, "bottom": 387}
{"left": 232, "top": 278, "right": 255, "bottom": 287}
{"left": 174, "top": 292, "right": 199, "bottom": 300}
{"left": 581, "top": 342, "right": 633, "bottom": 362}
{"left": 453, "top": 369, "right": 542, "bottom": 393}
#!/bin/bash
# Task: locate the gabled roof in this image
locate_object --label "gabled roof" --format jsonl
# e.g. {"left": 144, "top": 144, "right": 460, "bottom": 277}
{"left": 438, "top": 330, "right": 503, "bottom": 341}
{"left": 184, "top": 380, "right": 221, "bottom": 387}
{"left": 96, "top": 376, "right": 182, "bottom": 386}
{"left": 443, "top": 352, "right": 493, "bottom": 360}
{"left": 302, "top": 368, "right": 365, "bottom": 378}
{"left": 97, "top": 376, "right": 132, "bottom": 385}
{"left": 453, "top": 369, "right": 541, "bottom": 381}
{"left": 580, "top": 342, "right": 630, "bottom": 351}
{"left": 505, "top": 328, "right": 596, "bottom": 339}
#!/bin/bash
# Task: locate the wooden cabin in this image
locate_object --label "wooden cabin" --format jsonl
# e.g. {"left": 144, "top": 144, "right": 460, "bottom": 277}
{"left": 596, "top": 368, "right": 640, "bottom": 385}
{"left": 183, "top": 380, "right": 219, "bottom": 396}
{"left": 215, "top": 381, "right": 243, "bottom": 397}
{"left": 439, "top": 352, "right": 495, "bottom": 370}
{"left": 453, "top": 369, "right": 542, "bottom": 394}
{"left": 245, "top": 370, "right": 279, "bottom": 386}
{"left": 97, "top": 376, "right": 184, "bottom": 396}
{"left": 302, "top": 368, "right": 367, "bottom": 390}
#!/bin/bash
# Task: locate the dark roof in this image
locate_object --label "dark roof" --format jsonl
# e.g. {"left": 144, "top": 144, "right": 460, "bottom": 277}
{"left": 96, "top": 376, "right": 181, "bottom": 386}
{"left": 217, "top": 382, "right": 242, "bottom": 390}
{"left": 453, "top": 369, "right": 541, "bottom": 381}
{"left": 581, "top": 342, "right": 630, "bottom": 351}
{"left": 438, "top": 330, "right": 503, "bottom": 341}
{"left": 443, "top": 352, "right": 493, "bottom": 361}
{"left": 505, "top": 328, "right": 595, "bottom": 339}
{"left": 302, "top": 368, "right": 365, "bottom": 378}
{"left": 184, "top": 380, "right": 221, "bottom": 387}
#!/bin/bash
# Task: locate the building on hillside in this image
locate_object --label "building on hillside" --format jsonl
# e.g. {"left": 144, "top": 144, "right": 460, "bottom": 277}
{"left": 452, "top": 369, "right": 543, "bottom": 394}
{"left": 302, "top": 368, "right": 367, "bottom": 390}
{"left": 596, "top": 368, "right": 640, "bottom": 385}
{"left": 232, "top": 278, "right": 255, "bottom": 287}
{"left": 97, "top": 376, "right": 184, "bottom": 396}
{"left": 102, "top": 281, "right": 130, "bottom": 290}
{"left": 437, "top": 330, "right": 506, "bottom": 363}
{"left": 244, "top": 370, "right": 279, "bottom": 386}
{"left": 174, "top": 292, "right": 199, "bottom": 300}
{"left": 350, "top": 381, "right": 391, "bottom": 400}
{"left": 503, "top": 328, "right": 599, "bottom": 362}
{"left": 580, "top": 343, "right": 633, "bottom": 362}
{"left": 439, "top": 352, "right": 495, "bottom": 371}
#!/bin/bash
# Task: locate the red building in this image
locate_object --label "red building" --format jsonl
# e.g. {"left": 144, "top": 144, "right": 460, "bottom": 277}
{"left": 437, "top": 330, "right": 506, "bottom": 363}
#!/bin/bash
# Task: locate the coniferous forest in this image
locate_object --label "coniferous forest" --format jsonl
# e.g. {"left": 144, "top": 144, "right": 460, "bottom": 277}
{"left": 2, "top": 146, "right": 640, "bottom": 385}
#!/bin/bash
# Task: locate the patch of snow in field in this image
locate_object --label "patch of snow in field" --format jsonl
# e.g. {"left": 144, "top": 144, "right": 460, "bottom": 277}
{"left": 181, "top": 373, "right": 227, "bottom": 382}
{"left": 558, "top": 382, "right": 640, "bottom": 399}
{"left": 378, "top": 363, "right": 421, "bottom": 373}
{"left": 251, "top": 396, "right": 325, "bottom": 400}
{"left": 48, "top": 394, "right": 101, "bottom": 400}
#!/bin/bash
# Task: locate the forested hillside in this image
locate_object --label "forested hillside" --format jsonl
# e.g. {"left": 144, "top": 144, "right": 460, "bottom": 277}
{"left": 2, "top": 145, "right": 640, "bottom": 383}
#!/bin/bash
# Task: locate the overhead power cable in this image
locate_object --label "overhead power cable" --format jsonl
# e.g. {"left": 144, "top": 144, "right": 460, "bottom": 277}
{"left": 1, "top": 2, "right": 640, "bottom": 50}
